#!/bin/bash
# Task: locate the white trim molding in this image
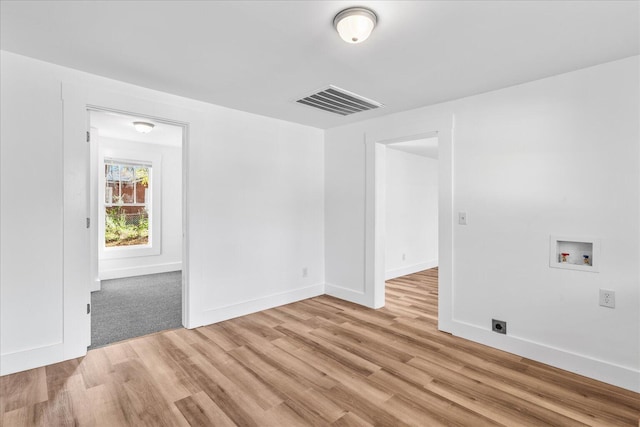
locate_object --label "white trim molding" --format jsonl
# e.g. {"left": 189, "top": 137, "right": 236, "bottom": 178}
{"left": 193, "top": 283, "right": 325, "bottom": 328}
{"left": 450, "top": 320, "right": 640, "bottom": 393}
{"left": 1, "top": 343, "right": 64, "bottom": 376}
{"left": 385, "top": 260, "right": 438, "bottom": 281}
{"left": 325, "top": 282, "right": 368, "bottom": 306}
{"left": 99, "top": 262, "right": 182, "bottom": 281}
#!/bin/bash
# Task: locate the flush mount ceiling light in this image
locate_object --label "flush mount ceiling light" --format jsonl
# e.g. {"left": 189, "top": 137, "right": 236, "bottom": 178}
{"left": 133, "top": 121, "right": 155, "bottom": 133}
{"left": 333, "top": 7, "right": 377, "bottom": 44}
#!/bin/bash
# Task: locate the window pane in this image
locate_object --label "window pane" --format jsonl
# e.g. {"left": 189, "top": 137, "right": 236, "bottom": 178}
{"left": 105, "top": 206, "right": 149, "bottom": 247}
{"left": 121, "top": 181, "right": 135, "bottom": 204}
{"left": 105, "top": 164, "right": 117, "bottom": 182}
{"left": 118, "top": 167, "right": 134, "bottom": 204}
{"left": 105, "top": 182, "right": 118, "bottom": 204}
{"left": 135, "top": 166, "right": 149, "bottom": 203}
{"left": 105, "top": 164, "right": 120, "bottom": 204}
{"left": 120, "top": 166, "right": 134, "bottom": 182}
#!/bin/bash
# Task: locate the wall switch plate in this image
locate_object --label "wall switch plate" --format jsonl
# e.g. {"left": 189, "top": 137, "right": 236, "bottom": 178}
{"left": 458, "top": 212, "right": 467, "bottom": 225}
{"left": 492, "top": 319, "right": 507, "bottom": 334}
{"left": 599, "top": 289, "right": 615, "bottom": 308}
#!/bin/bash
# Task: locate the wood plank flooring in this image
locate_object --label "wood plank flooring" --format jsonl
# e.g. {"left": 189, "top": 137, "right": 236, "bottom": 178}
{"left": 2, "top": 268, "right": 639, "bottom": 426}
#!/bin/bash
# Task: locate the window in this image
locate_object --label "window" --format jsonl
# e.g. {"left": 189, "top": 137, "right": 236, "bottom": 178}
{"left": 99, "top": 149, "right": 162, "bottom": 259}
{"left": 104, "top": 160, "right": 151, "bottom": 247}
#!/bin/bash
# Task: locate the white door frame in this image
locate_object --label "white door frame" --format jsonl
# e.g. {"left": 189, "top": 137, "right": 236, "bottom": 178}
{"left": 364, "top": 112, "right": 454, "bottom": 332}
{"left": 62, "top": 83, "right": 198, "bottom": 359}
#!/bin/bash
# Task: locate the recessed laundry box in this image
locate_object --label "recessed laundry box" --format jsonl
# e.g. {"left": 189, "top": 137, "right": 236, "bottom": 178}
{"left": 549, "top": 236, "right": 600, "bottom": 272}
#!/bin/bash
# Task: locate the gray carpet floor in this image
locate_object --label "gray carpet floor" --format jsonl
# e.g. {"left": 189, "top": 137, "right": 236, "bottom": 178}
{"left": 90, "top": 271, "right": 182, "bottom": 349}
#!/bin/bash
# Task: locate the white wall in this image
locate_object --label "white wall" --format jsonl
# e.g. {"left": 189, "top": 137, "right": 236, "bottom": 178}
{"left": 385, "top": 148, "right": 438, "bottom": 279}
{"left": 97, "top": 137, "right": 183, "bottom": 280}
{"left": 2, "top": 48, "right": 638, "bottom": 392}
{"left": 325, "top": 56, "right": 639, "bottom": 392}
{"left": 189, "top": 110, "right": 325, "bottom": 326}
{"left": 0, "top": 51, "right": 324, "bottom": 374}
{"left": 1, "top": 53, "right": 65, "bottom": 361}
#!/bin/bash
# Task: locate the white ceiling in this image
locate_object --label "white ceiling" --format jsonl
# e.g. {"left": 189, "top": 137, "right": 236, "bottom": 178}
{"left": 388, "top": 137, "right": 438, "bottom": 159}
{"left": 1, "top": 1, "right": 638, "bottom": 129}
{"left": 90, "top": 110, "right": 183, "bottom": 147}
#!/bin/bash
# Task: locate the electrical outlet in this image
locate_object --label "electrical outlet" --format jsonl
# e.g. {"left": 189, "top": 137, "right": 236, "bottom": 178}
{"left": 599, "top": 289, "right": 615, "bottom": 308}
{"left": 492, "top": 319, "right": 507, "bottom": 334}
{"left": 302, "top": 268, "right": 308, "bottom": 278}
{"left": 402, "top": 253, "right": 406, "bottom": 261}
{"left": 458, "top": 211, "right": 467, "bottom": 225}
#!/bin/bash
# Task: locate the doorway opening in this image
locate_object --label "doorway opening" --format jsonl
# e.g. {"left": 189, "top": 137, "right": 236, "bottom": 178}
{"left": 366, "top": 125, "right": 452, "bottom": 332}
{"left": 384, "top": 137, "right": 439, "bottom": 282}
{"left": 88, "top": 109, "right": 184, "bottom": 348}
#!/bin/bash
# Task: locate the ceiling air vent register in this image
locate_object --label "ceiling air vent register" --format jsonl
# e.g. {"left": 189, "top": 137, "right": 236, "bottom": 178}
{"left": 296, "top": 86, "right": 383, "bottom": 116}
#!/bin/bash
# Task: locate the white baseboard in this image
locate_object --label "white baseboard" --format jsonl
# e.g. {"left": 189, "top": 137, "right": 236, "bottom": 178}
{"left": 451, "top": 320, "right": 640, "bottom": 393}
{"left": 325, "top": 282, "right": 371, "bottom": 307}
{"left": 192, "top": 283, "right": 325, "bottom": 328}
{"left": 385, "top": 259, "right": 438, "bottom": 280}
{"left": 99, "top": 262, "right": 182, "bottom": 280}
{"left": 1, "top": 342, "right": 63, "bottom": 376}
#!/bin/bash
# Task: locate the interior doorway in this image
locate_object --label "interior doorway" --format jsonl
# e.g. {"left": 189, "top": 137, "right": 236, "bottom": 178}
{"left": 384, "top": 137, "right": 439, "bottom": 281}
{"left": 88, "top": 109, "right": 184, "bottom": 348}
{"left": 365, "top": 122, "right": 453, "bottom": 333}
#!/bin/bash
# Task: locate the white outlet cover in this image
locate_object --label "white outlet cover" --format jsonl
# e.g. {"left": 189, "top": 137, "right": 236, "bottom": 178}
{"left": 599, "top": 289, "right": 615, "bottom": 308}
{"left": 458, "top": 212, "right": 467, "bottom": 225}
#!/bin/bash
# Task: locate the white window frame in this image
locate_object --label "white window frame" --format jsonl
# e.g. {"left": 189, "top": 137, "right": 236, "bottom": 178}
{"left": 99, "top": 147, "right": 162, "bottom": 259}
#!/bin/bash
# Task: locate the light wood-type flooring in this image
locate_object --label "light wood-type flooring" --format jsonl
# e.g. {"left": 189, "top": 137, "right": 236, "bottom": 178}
{"left": 2, "top": 268, "right": 639, "bottom": 426}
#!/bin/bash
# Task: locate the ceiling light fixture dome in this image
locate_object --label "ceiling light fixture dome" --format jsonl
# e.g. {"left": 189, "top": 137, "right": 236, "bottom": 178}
{"left": 333, "top": 7, "right": 377, "bottom": 44}
{"left": 133, "top": 121, "right": 155, "bottom": 133}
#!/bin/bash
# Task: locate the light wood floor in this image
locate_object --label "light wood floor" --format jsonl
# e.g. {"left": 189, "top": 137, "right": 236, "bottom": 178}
{"left": 2, "top": 268, "right": 639, "bottom": 426}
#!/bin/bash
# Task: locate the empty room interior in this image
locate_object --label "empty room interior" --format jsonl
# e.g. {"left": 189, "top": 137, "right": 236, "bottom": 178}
{"left": 1, "top": 1, "right": 639, "bottom": 426}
